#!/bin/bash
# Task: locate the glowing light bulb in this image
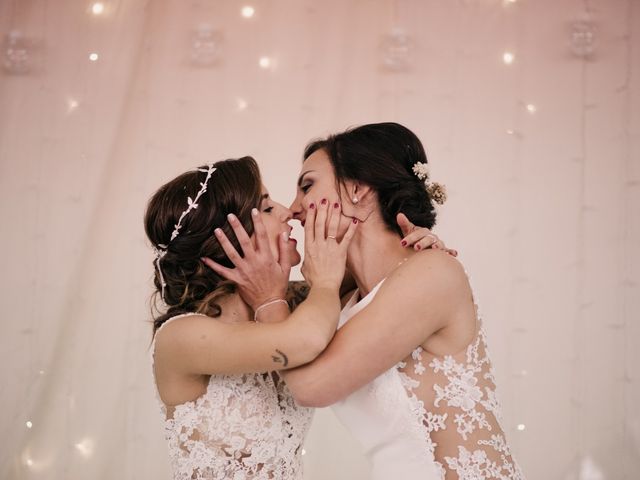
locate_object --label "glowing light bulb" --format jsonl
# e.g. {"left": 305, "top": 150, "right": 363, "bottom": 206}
{"left": 517, "top": 423, "right": 526, "bottom": 431}
{"left": 25, "top": 458, "right": 34, "bottom": 467}
{"left": 503, "top": 52, "right": 515, "bottom": 64}
{"left": 241, "top": 6, "right": 255, "bottom": 18}
{"left": 236, "top": 98, "right": 248, "bottom": 111}
{"left": 506, "top": 129, "right": 515, "bottom": 135}
{"left": 26, "top": 421, "right": 33, "bottom": 429}
{"left": 67, "top": 98, "right": 79, "bottom": 112}
{"left": 302, "top": 449, "right": 307, "bottom": 456}
{"left": 75, "top": 438, "right": 94, "bottom": 458}
{"left": 526, "top": 103, "right": 537, "bottom": 114}
{"left": 89, "top": 53, "right": 99, "bottom": 62}
{"left": 91, "top": 3, "right": 105, "bottom": 15}
{"left": 259, "top": 56, "right": 271, "bottom": 69}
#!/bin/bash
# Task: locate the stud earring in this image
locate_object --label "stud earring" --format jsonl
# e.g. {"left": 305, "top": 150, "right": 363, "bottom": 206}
{"left": 352, "top": 197, "right": 359, "bottom": 204}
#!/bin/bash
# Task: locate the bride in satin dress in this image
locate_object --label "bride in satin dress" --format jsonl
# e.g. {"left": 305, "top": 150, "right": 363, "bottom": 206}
{"left": 211, "top": 123, "right": 525, "bottom": 479}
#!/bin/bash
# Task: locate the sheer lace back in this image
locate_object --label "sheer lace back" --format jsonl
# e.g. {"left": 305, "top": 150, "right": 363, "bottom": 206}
{"left": 151, "top": 314, "right": 313, "bottom": 480}
{"left": 332, "top": 268, "right": 524, "bottom": 480}
{"left": 396, "top": 281, "right": 524, "bottom": 479}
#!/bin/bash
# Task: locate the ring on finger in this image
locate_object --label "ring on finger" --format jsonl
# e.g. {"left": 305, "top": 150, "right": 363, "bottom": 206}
{"left": 327, "top": 235, "right": 337, "bottom": 240}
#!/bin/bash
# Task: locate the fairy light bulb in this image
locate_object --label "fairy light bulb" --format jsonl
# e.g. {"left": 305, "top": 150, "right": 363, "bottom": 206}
{"left": 91, "top": 3, "right": 105, "bottom": 15}
{"left": 259, "top": 56, "right": 271, "bottom": 69}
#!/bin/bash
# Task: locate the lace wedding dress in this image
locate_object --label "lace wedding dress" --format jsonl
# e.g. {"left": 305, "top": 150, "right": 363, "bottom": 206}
{"left": 151, "top": 313, "right": 314, "bottom": 480}
{"left": 332, "top": 275, "right": 525, "bottom": 480}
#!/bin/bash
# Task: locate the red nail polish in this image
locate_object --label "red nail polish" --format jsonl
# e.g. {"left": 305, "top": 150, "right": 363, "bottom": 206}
{"left": 334, "top": 202, "right": 339, "bottom": 209}
{"left": 321, "top": 198, "right": 327, "bottom": 205}
{"left": 401, "top": 240, "right": 407, "bottom": 246}
{"left": 353, "top": 219, "right": 358, "bottom": 224}
{"left": 309, "top": 203, "right": 315, "bottom": 209}
{"left": 416, "top": 244, "right": 422, "bottom": 250}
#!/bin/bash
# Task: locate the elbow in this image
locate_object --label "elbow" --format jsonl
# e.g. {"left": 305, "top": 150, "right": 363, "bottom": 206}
{"left": 292, "top": 387, "right": 334, "bottom": 408}
{"left": 298, "top": 329, "right": 331, "bottom": 365}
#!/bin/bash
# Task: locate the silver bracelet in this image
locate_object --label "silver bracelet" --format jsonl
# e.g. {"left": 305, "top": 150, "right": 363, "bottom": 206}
{"left": 253, "top": 299, "right": 288, "bottom": 322}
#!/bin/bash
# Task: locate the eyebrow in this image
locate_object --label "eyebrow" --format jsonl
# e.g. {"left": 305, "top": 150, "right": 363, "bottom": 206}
{"left": 297, "top": 170, "right": 316, "bottom": 187}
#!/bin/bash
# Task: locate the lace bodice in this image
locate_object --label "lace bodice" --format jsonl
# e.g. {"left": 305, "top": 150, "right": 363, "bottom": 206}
{"left": 151, "top": 314, "right": 314, "bottom": 480}
{"left": 332, "top": 274, "right": 524, "bottom": 480}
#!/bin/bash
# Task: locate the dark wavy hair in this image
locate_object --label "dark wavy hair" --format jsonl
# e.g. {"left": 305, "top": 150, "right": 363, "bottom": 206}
{"left": 304, "top": 122, "right": 437, "bottom": 235}
{"left": 144, "top": 157, "right": 262, "bottom": 334}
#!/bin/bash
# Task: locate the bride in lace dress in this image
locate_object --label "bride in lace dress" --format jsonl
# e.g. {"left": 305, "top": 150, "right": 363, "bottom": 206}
{"left": 144, "top": 156, "right": 359, "bottom": 480}
{"left": 214, "top": 124, "right": 525, "bottom": 480}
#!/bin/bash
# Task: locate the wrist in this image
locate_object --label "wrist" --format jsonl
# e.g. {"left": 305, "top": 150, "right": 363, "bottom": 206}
{"left": 254, "top": 298, "right": 289, "bottom": 323}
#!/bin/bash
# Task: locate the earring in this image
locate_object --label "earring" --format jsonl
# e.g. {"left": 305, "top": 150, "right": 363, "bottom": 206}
{"left": 352, "top": 197, "right": 359, "bottom": 204}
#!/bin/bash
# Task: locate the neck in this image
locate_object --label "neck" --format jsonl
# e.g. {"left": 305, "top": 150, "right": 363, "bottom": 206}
{"left": 346, "top": 216, "right": 417, "bottom": 297}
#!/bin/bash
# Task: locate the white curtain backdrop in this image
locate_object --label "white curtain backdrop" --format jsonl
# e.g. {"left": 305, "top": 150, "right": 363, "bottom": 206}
{"left": 1, "top": 0, "right": 638, "bottom": 478}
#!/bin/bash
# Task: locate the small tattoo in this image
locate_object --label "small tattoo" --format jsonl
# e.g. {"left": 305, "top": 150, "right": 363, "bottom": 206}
{"left": 271, "top": 349, "right": 289, "bottom": 367}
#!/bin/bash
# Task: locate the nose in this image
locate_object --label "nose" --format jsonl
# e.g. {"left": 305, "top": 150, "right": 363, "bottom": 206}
{"left": 274, "top": 201, "right": 293, "bottom": 223}
{"left": 289, "top": 196, "right": 303, "bottom": 221}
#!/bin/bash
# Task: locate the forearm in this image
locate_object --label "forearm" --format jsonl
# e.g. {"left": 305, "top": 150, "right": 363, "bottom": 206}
{"left": 287, "top": 285, "right": 341, "bottom": 349}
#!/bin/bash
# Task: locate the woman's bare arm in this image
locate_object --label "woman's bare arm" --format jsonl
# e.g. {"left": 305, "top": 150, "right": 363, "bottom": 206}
{"left": 281, "top": 250, "right": 472, "bottom": 407}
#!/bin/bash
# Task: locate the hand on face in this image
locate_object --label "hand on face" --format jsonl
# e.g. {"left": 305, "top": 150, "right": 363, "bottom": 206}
{"left": 201, "top": 208, "right": 294, "bottom": 311}
{"left": 300, "top": 199, "right": 358, "bottom": 290}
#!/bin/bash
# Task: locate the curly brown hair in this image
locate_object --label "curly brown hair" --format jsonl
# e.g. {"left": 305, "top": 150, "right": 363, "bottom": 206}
{"left": 144, "top": 157, "right": 262, "bottom": 334}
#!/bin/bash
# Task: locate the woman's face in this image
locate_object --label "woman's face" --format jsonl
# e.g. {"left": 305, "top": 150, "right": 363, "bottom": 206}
{"left": 289, "top": 149, "right": 353, "bottom": 239}
{"left": 258, "top": 185, "right": 301, "bottom": 266}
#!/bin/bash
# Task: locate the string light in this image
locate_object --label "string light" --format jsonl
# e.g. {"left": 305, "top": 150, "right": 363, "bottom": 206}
{"left": 241, "top": 6, "right": 255, "bottom": 18}
{"left": 89, "top": 52, "right": 99, "bottom": 62}
{"left": 258, "top": 56, "right": 271, "bottom": 69}
{"left": 503, "top": 51, "right": 515, "bottom": 64}
{"left": 236, "top": 98, "right": 248, "bottom": 111}
{"left": 25, "top": 420, "right": 33, "bottom": 429}
{"left": 74, "top": 438, "right": 94, "bottom": 458}
{"left": 67, "top": 97, "right": 79, "bottom": 113}
{"left": 526, "top": 103, "right": 537, "bottom": 114}
{"left": 91, "top": 3, "right": 105, "bottom": 15}
{"left": 517, "top": 424, "right": 526, "bottom": 431}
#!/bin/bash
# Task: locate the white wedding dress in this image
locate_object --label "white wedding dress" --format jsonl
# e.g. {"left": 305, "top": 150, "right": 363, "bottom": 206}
{"left": 152, "top": 313, "right": 314, "bottom": 480}
{"left": 332, "top": 277, "right": 525, "bottom": 480}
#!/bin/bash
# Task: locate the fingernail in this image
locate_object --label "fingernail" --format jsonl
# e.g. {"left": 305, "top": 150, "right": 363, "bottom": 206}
{"left": 415, "top": 244, "right": 422, "bottom": 250}
{"left": 214, "top": 228, "right": 222, "bottom": 235}
{"left": 227, "top": 213, "right": 236, "bottom": 222}
{"left": 282, "top": 231, "right": 289, "bottom": 240}
{"left": 352, "top": 218, "right": 358, "bottom": 224}
{"left": 401, "top": 240, "right": 407, "bottom": 246}
{"left": 321, "top": 198, "right": 327, "bottom": 205}
{"left": 200, "top": 257, "right": 206, "bottom": 262}
{"left": 310, "top": 203, "right": 315, "bottom": 209}
{"left": 334, "top": 202, "right": 340, "bottom": 209}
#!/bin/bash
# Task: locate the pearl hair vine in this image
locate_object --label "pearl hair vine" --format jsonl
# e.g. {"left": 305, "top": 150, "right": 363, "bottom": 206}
{"left": 153, "top": 163, "right": 217, "bottom": 304}
{"left": 412, "top": 162, "right": 448, "bottom": 205}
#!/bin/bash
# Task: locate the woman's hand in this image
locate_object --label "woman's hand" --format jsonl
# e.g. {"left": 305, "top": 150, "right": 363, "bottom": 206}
{"left": 396, "top": 213, "right": 458, "bottom": 256}
{"left": 301, "top": 199, "right": 358, "bottom": 289}
{"left": 201, "top": 209, "right": 291, "bottom": 310}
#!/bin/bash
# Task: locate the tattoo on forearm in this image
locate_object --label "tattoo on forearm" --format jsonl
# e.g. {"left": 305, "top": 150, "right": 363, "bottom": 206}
{"left": 271, "top": 349, "right": 289, "bottom": 367}
{"left": 286, "top": 281, "right": 310, "bottom": 311}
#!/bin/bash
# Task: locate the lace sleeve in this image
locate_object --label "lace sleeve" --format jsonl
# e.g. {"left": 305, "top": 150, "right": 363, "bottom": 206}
{"left": 285, "top": 281, "right": 310, "bottom": 311}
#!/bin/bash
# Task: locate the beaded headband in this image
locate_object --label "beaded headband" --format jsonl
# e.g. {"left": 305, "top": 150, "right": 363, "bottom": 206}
{"left": 412, "top": 162, "right": 447, "bottom": 205}
{"left": 153, "top": 164, "right": 217, "bottom": 303}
